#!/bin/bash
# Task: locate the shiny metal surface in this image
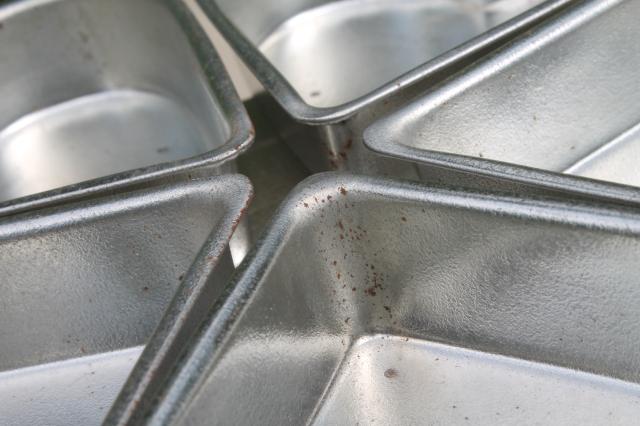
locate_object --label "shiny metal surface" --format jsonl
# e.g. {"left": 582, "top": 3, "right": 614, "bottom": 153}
{"left": 198, "top": 0, "right": 570, "bottom": 174}
{"left": 365, "top": 0, "right": 640, "bottom": 205}
{"left": 260, "top": 0, "right": 547, "bottom": 108}
{"left": 0, "top": 174, "right": 252, "bottom": 426}
{"left": 0, "top": 0, "right": 252, "bottom": 215}
{"left": 144, "top": 174, "right": 640, "bottom": 425}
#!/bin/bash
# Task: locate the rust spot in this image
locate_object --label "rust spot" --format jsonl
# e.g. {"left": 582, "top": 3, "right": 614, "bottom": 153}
{"left": 345, "top": 138, "right": 353, "bottom": 150}
{"left": 339, "top": 186, "right": 348, "bottom": 196}
{"left": 384, "top": 368, "right": 398, "bottom": 379}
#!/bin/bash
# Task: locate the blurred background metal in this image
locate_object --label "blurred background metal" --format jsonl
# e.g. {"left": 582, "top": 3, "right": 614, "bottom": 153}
{"left": 0, "top": 0, "right": 252, "bottom": 217}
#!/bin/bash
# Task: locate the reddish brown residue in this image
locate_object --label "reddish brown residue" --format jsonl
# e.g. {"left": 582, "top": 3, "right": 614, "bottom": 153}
{"left": 364, "top": 287, "right": 377, "bottom": 296}
{"left": 384, "top": 368, "right": 398, "bottom": 379}
{"left": 339, "top": 186, "right": 348, "bottom": 196}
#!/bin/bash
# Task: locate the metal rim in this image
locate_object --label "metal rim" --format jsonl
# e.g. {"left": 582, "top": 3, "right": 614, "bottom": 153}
{"left": 0, "top": 0, "right": 254, "bottom": 218}
{"left": 197, "top": 0, "right": 575, "bottom": 125}
{"left": 146, "top": 172, "right": 640, "bottom": 424}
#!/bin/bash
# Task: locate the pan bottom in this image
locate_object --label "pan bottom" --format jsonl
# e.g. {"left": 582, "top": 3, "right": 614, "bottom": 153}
{"left": 313, "top": 334, "right": 640, "bottom": 425}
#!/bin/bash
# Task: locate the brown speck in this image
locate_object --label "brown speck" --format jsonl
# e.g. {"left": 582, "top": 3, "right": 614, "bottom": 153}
{"left": 345, "top": 138, "right": 353, "bottom": 150}
{"left": 178, "top": 274, "right": 184, "bottom": 281}
{"left": 384, "top": 368, "right": 398, "bottom": 378}
{"left": 337, "top": 272, "right": 341, "bottom": 279}
{"left": 332, "top": 260, "right": 337, "bottom": 266}
{"left": 352, "top": 287, "right": 356, "bottom": 291}
{"left": 327, "top": 195, "right": 332, "bottom": 201}
{"left": 340, "top": 234, "right": 344, "bottom": 240}
{"left": 345, "top": 317, "right": 350, "bottom": 324}
{"left": 401, "top": 217, "right": 407, "bottom": 222}
{"left": 383, "top": 305, "right": 391, "bottom": 312}
{"left": 142, "top": 286, "right": 149, "bottom": 292}
{"left": 303, "top": 202, "right": 309, "bottom": 208}
{"left": 338, "top": 220, "right": 344, "bottom": 230}
{"left": 339, "top": 186, "right": 347, "bottom": 195}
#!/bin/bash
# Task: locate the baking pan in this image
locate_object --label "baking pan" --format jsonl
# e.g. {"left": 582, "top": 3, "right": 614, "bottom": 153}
{"left": 365, "top": 0, "right": 640, "bottom": 206}
{"left": 197, "top": 0, "right": 572, "bottom": 175}
{"left": 0, "top": 174, "right": 252, "bottom": 426}
{"left": 0, "top": 0, "right": 253, "bottom": 216}
{"left": 142, "top": 174, "right": 640, "bottom": 425}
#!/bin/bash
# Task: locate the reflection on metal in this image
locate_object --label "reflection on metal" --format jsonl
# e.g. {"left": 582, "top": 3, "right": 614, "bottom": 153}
{"left": 0, "top": 175, "right": 251, "bottom": 426}
{"left": 144, "top": 174, "right": 640, "bottom": 425}
{"left": 366, "top": 0, "right": 640, "bottom": 205}
{"left": 0, "top": 0, "right": 253, "bottom": 216}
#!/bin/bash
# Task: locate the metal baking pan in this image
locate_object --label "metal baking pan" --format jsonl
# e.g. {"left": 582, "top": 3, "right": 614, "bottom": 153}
{"left": 0, "top": 174, "right": 252, "bottom": 426}
{"left": 138, "top": 174, "right": 640, "bottom": 425}
{"left": 0, "top": 0, "right": 253, "bottom": 217}
{"left": 365, "top": 0, "right": 640, "bottom": 206}
{"left": 197, "top": 0, "right": 572, "bottom": 175}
